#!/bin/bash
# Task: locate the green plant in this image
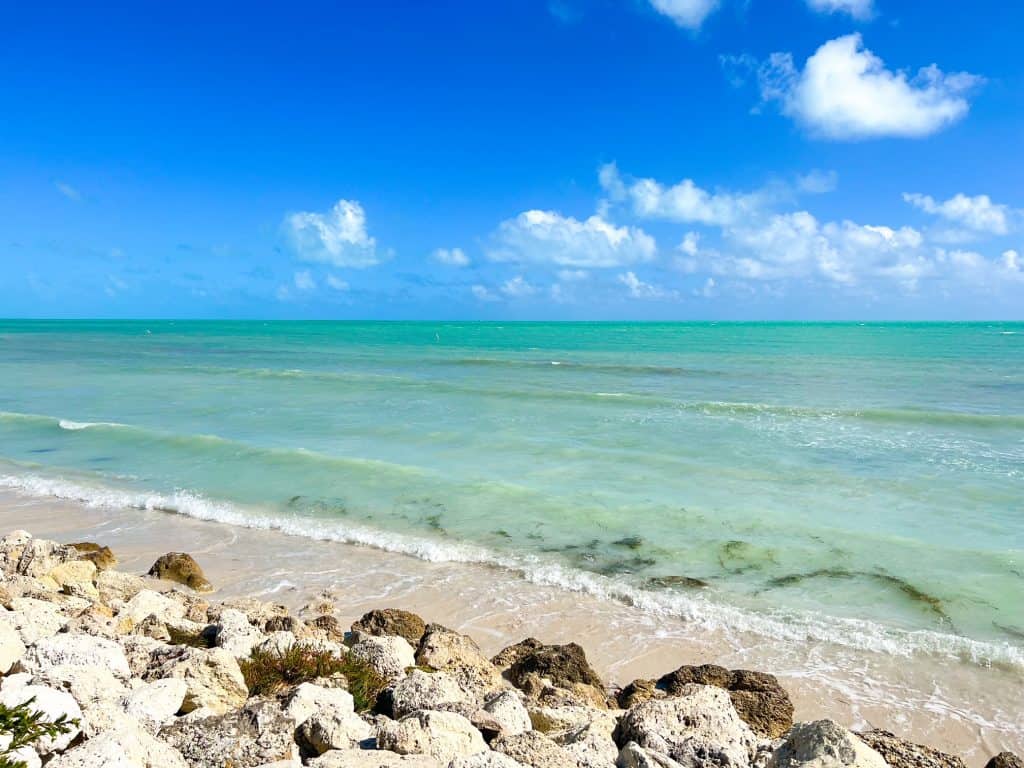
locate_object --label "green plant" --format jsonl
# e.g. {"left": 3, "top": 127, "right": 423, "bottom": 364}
{"left": 0, "top": 698, "right": 77, "bottom": 768}
{"left": 239, "top": 644, "right": 388, "bottom": 711}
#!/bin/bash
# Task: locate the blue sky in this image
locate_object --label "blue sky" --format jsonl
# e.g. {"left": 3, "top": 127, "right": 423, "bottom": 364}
{"left": 2, "top": 0, "right": 1022, "bottom": 320}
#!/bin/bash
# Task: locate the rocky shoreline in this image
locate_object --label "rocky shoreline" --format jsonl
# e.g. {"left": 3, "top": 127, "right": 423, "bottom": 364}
{"left": 0, "top": 530, "right": 1018, "bottom": 768}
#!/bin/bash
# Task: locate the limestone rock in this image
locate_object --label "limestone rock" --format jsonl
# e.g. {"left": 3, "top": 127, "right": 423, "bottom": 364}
{"left": 0, "top": 533, "right": 77, "bottom": 579}
{"left": 0, "top": 619, "right": 26, "bottom": 673}
{"left": 123, "top": 678, "right": 189, "bottom": 732}
{"left": 506, "top": 642, "right": 603, "bottom": 691}
{"left": 377, "top": 709, "right": 488, "bottom": 763}
{"left": 657, "top": 664, "right": 794, "bottom": 739}
{"left": 159, "top": 698, "right": 299, "bottom": 767}
{"left": 308, "top": 750, "right": 442, "bottom": 767}
{"left": 97, "top": 569, "right": 148, "bottom": 604}
{"left": 616, "top": 684, "right": 760, "bottom": 768}
{"left": 450, "top": 753, "right": 530, "bottom": 768}
{"left": 416, "top": 625, "right": 506, "bottom": 703}
{"left": 985, "top": 754, "right": 1024, "bottom": 768}
{"left": 151, "top": 646, "right": 248, "bottom": 714}
{"left": 483, "top": 690, "right": 532, "bottom": 737}
{"left": 769, "top": 720, "right": 887, "bottom": 768}
{"left": 491, "top": 730, "right": 577, "bottom": 768}
{"left": 557, "top": 712, "right": 619, "bottom": 767}
{"left": 214, "top": 607, "right": 264, "bottom": 658}
{"left": 68, "top": 542, "right": 117, "bottom": 570}
{"left": 351, "top": 635, "right": 416, "bottom": 681}
{"left": 147, "top": 552, "right": 213, "bottom": 593}
{"left": 618, "top": 741, "right": 686, "bottom": 768}
{"left": 491, "top": 638, "right": 543, "bottom": 670}
{"left": 46, "top": 560, "right": 99, "bottom": 599}
{"left": 2, "top": 598, "right": 66, "bottom": 645}
{"left": 17, "top": 632, "right": 131, "bottom": 680}
{"left": 27, "top": 664, "right": 128, "bottom": 735}
{"left": 352, "top": 608, "right": 427, "bottom": 647}
{"left": 285, "top": 682, "right": 356, "bottom": 726}
{"left": 855, "top": 729, "right": 966, "bottom": 768}
{"left": 290, "top": 683, "right": 373, "bottom": 755}
{"left": 0, "top": 681, "right": 83, "bottom": 755}
{"left": 47, "top": 722, "right": 188, "bottom": 768}
{"left": 121, "top": 589, "right": 188, "bottom": 625}
{"left": 392, "top": 669, "right": 472, "bottom": 718}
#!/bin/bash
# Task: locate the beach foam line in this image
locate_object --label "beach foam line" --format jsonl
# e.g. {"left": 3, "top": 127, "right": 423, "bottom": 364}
{"left": 0, "top": 468, "right": 1020, "bottom": 674}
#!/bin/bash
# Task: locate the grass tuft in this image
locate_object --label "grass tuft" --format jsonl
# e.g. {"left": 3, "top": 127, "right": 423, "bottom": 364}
{"left": 240, "top": 643, "right": 387, "bottom": 711}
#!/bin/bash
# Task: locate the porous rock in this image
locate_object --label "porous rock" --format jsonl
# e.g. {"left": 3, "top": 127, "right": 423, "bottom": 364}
{"left": 769, "top": 720, "right": 887, "bottom": 768}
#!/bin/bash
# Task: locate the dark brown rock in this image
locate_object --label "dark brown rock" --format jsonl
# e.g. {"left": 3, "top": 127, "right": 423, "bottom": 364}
{"left": 351, "top": 608, "right": 426, "bottom": 647}
{"left": 506, "top": 641, "right": 605, "bottom": 691}
{"left": 617, "top": 678, "right": 660, "bottom": 709}
{"left": 147, "top": 552, "right": 213, "bottom": 593}
{"left": 984, "top": 753, "right": 1023, "bottom": 768}
{"left": 491, "top": 637, "right": 543, "bottom": 669}
{"left": 69, "top": 542, "right": 117, "bottom": 571}
{"left": 855, "top": 729, "right": 966, "bottom": 768}
{"left": 656, "top": 663, "right": 793, "bottom": 738}
{"left": 309, "top": 615, "right": 346, "bottom": 642}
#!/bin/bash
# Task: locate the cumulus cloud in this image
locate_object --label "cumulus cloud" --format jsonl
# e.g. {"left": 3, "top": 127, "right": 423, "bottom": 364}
{"left": 471, "top": 284, "right": 499, "bottom": 302}
{"left": 293, "top": 270, "right": 316, "bottom": 291}
{"left": 903, "top": 192, "right": 1011, "bottom": 235}
{"left": 489, "top": 209, "right": 656, "bottom": 268}
{"left": 432, "top": 247, "right": 470, "bottom": 267}
{"left": 326, "top": 274, "right": 349, "bottom": 291}
{"left": 753, "top": 34, "right": 983, "bottom": 139}
{"left": 805, "top": 0, "right": 873, "bottom": 20}
{"left": 649, "top": 0, "right": 720, "bottom": 30}
{"left": 501, "top": 276, "right": 537, "bottom": 297}
{"left": 285, "top": 199, "right": 380, "bottom": 267}
{"left": 618, "top": 271, "right": 680, "bottom": 300}
{"left": 600, "top": 164, "right": 765, "bottom": 227}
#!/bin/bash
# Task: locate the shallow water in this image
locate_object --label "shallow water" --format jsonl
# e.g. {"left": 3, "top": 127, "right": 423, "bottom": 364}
{"left": 0, "top": 321, "right": 1021, "bottom": 668}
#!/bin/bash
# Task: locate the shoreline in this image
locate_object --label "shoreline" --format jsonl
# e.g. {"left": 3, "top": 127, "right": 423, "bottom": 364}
{"left": 0, "top": 488, "right": 1020, "bottom": 760}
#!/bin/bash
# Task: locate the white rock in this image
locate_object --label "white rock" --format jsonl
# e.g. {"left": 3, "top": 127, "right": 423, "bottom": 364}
{"left": 46, "top": 722, "right": 188, "bottom": 768}
{"left": 484, "top": 690, "right": 532, "bottom": 737}
{"left": 122, "top": 677, "right": 188, "bottom": 732}
{"left": 28, "top": 664, "right": 128, "bottom": 735}
{"left": 449, "top": 753, "right": 530, "bottom": 768}
{"left": 378, "top": 709, "right": 489, "bottom": 764}
{"left": 253, "top": 630, "right": 299, "bottom": 656}
{"left": 285, "top": 682, "right": 357, "bottom": 726}
{"left": 214, "top": 607, "right": 264, "bottom": 658}
{"left": 617, "top": 685, "right": 761, "bottom": 768}
{"left": 0, "top": 683, "right": 83, "bottom": 755}
{"left": 618, "top": 741, "right": 686, "bottom": 768}
{"left": 120, "top": 589, "right": 186, "bottom": 625}
{"left": 2, "top": 598, "right": 66, "bottom": 645}
{"left": 0, "top": 618, "right": 26, "bottom": 673}
{"left": 350, "top": 634, "right": 416, "bottom": 681}
{"left": 47, "top": 560, "right": 98, "bottom": 596}
{"left": 299, "top": 704, "right": 375, "bottom": 754}
{"left": 97, "top": 570, "right": 148, "bottom": 605}
{"left": 393, "top": 669, "right": 471, "bottom": 718}
{"left": 558, "top": 712, "right": 619, "bottom": 768}
{"left": 490, "top": 731, "right": 577, "bottom": 768}
{"left": 308, "top": 750, "right": 442, "bottom": 767}
{"left": 18, "top": 632, "right": 131, "bottom": 680}
{"left": 768, "top": 720, "right": 889, "bottom": 768}
{"left": 158, "top": 646, "right": 248, "bottom": 714}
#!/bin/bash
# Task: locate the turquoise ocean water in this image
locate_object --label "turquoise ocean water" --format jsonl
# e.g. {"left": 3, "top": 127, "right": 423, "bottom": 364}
{"left": 0, "top": 320, "right": 1021, "bottom": 668}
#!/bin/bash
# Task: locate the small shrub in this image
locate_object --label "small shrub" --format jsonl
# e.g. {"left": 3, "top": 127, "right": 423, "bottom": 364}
{"left": 166, "top": 625, "right": 215, "bottom": 648}
{"left": 0, "top": 698, "right": 77, "bottom": 768}
{"left": 240, "top": 643, "right": 387, "bottom": 711}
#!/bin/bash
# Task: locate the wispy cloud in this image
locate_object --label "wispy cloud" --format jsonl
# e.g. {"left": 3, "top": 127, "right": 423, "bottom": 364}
{"left": 55, "top": 181, "right": 81, "bottom": 201}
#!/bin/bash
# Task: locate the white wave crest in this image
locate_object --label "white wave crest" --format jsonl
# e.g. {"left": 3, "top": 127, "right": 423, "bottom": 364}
{"left": 0, "top": 470, "right": 1021, "bottom": 673}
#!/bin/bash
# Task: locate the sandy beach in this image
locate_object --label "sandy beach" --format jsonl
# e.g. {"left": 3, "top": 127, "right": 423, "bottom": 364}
{"left": 2, "top": 488, "right": 1019, "bottom": 762}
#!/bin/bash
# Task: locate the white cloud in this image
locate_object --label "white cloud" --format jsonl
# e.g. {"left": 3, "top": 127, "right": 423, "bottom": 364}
{"left": 471, "top": 284, "right": 499, "bottom": 302}
{"left": 286, "top": 199, "right": 380, "bottom": 268}
{"left": 293, "top": 270, "right": 316, "bottom": 291}
{"left": 678, "top": 232, "right": 701, "bottom": 256}
{"left": 501, "top": 276, "right": 537, "bottom": 297}
{"left": 490, "top": 209, "right": 656, "bottom": 268}
{"left": 1003, "top": 250, "right": 1020, "bottom": 272}
{"left": 903, "top": 192, "right": 1010, "bottom": 235}
{"left": 557, "top": 269, "right": 589, "bottom": 282}
{"left": 756, "top": 34, "right": 983, "bottom": 139}
{"left": 649, "top": 0, "right": 720, "bottom": 30}
{"left": 617, "top": 271, "right": 680, "bottom": 300}
{"left": 432, "top": 247, "right": 470, "bottom": 267}
{"left": 326, "top": 274, "right": 349, "bottom": 291}
{"left": 697, "top": 277, "right": 717, "bottom": 297}
{"left": 796, "top": 169, "right": 839, "bottom": 194}
{"left": 601, "top": 164, "right": 764, "bottom": 226}
{"left": 55, "top": 181, "right": 81, "bottom": 201}
{"left": 805, "top": 0, "right": 873, "bottom": 20}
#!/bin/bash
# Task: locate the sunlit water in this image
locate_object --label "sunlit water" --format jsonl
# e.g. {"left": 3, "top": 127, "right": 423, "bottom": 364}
{"left": 0, "top": 320, "right": 1021, "bottom": 672}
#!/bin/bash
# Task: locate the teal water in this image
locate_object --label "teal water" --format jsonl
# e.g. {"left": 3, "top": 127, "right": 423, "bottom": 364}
{"left": 1, "top": 320, "right": 1022, "bottom": 666}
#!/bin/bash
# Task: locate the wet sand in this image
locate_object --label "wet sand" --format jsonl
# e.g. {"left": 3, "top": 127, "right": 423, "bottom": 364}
{"left": 1, "top": 489, "right": 1020, "bottom": 762}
